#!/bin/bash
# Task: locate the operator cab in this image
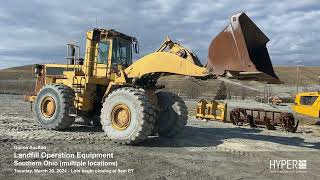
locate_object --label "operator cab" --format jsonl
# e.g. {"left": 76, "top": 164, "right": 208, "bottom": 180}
{"left": 96, "top": 29, "right": 138, "bottom": 68}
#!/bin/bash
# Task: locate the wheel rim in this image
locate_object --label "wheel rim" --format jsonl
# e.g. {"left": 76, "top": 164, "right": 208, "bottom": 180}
{"left": 41, "top": 96, "right": 56, "bottom": 118}
{"left": 111, "top": 104, "right": 131, "bottom": 130}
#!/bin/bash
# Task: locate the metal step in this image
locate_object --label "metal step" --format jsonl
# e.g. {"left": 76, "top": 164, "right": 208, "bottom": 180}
{"left": 72, "top": 83, "right": 85, "bottom": 86}
{"left": 75, "top": 93, "right": 84, "bottom": 96}
{"left": 69, "top": 113, "right": 78, "bottom": 117}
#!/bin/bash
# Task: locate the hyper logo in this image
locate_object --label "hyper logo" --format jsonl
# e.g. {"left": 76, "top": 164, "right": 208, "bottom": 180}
{"left": 269, "top": 160, "right": 307, "bottom": 173}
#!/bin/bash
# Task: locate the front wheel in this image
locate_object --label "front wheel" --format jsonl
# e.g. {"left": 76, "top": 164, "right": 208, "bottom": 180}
{"left": 100, "top": 87, "right": 156, "bottom": 144}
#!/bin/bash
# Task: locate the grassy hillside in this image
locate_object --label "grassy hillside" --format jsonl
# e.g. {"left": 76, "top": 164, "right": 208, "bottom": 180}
{"left": 0, "top": 65, "right": 319, "bottom": 95}
{"left": 274, "top": 66, "right": 320, "bottom": 86}
{"left": 0, "top": 65, "right": 34, "bottom": 94}
{"left": 0, "top": 65, "right": 33, "bottom": 80}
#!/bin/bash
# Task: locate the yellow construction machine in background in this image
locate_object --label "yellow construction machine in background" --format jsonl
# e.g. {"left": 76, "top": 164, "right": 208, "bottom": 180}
{"left": 293, "top": 91, "right": 320, "bottom": 118}
{"left": 196, "top": 99, "right": 227, "bottom": 122}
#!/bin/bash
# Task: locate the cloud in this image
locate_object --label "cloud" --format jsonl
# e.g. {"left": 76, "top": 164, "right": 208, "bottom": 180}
{"left": 0, "top": 0, "right": 319, "bottom": 69}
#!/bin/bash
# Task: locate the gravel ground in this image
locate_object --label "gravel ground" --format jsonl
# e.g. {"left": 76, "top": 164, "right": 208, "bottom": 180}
{"left": 0, "top": 94, "right": 320, "bottom": 180}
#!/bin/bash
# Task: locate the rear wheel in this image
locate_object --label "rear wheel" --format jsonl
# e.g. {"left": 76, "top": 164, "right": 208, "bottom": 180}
{"left": 34, "top": 84, "right": 75, "bottom": 130}
{"left": 155, "top": 92, "right": 188, "bottom": 137}
{"left": 100, "top": 87, "right": 156, "bottom": 144}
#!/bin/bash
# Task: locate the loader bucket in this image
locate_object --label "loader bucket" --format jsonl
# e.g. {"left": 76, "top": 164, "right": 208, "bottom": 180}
{"left": 206, "top": 12, "right": 282, "bottom": 84}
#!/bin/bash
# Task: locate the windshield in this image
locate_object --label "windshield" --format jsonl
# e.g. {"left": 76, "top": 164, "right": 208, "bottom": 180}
{"left": 112, "top": 37, "right": 132, "bottom": 67}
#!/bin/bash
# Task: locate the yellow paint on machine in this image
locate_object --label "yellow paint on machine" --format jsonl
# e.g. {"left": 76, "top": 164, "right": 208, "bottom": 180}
{"left": 293, "top": 92, "right": 320, "bottom": 118}
{"left": 124, "top": 52, "right": 209, "bottom": 78}
{"left": 196, "top": 99, "right": 227, "bottom": 121}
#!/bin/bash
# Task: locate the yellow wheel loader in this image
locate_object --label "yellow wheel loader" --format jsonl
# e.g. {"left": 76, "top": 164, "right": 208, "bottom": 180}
{"left": 293, "top": 92, "right": 320, "bottom": 118}
{"left": 26, "top": 12, "right": 280, "bottom": 144}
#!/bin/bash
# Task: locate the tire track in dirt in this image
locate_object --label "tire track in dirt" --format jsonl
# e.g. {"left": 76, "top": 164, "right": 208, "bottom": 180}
{"left": 1, "top": 94, "right": 320, "bottom": 179}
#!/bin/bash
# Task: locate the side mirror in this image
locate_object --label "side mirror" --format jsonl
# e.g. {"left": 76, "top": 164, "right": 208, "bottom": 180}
{"left": 133, "top": 42, "right": 139, "bottom": 54}
{"left": 34, "top": 64, "right": 43, "bottom": 77}
{"left": 79, "top": 58, "right": 84, "bottom": 65}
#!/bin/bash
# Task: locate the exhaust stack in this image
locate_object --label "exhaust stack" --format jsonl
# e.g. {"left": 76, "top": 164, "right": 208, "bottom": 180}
{"left": 206, "top": 12, "right": 282, "bottom": 84}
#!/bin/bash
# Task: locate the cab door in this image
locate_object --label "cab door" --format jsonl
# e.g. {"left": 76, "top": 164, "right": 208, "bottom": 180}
{"left": 96, "top": 40, "right": 111, "bottom": 77}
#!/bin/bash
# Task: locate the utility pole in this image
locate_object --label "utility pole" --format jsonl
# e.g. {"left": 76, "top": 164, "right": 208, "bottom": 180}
{"left": 295, "top": 60, "right": 302, "bottom": 94}
{"left": 267, "top": 84, "right": 271, "bottom": 104}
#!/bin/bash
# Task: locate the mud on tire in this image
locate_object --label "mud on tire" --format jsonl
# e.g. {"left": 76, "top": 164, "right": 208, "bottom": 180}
{"left": 100, "top": 87, "right": 156, "bottom": 145}
{"left": 34, "top": 84, "right": 75, "bottom": 130}
{"left": 155, "top": 92, "right": 188, "bottom": 137}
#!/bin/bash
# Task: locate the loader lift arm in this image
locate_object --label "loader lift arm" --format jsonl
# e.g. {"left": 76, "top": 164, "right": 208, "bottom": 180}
{"left": 156, "top": 37, "right": 203, "bottom": 67}
{"left": 124, "top": 37, "right": 211, "bottom": 87}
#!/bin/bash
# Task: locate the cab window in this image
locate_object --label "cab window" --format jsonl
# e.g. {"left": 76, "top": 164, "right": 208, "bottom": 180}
{"left": 111, "top": 37, "right": 132, "bottom": 67}
{"left": 300, "top": 96, "right": 318, "bottom": 106}
{"left": 98, "top": 41, "right": 110, "bottom": 64}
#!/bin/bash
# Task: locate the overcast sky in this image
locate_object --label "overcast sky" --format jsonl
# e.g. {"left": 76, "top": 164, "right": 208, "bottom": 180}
{"left": 0, "top": 0, "right": 319, "bottom": 69}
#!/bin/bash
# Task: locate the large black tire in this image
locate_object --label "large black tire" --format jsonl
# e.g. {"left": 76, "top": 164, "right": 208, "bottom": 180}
{"left": 155, "top": 92, "right": 188, "bottom": 137}
{"left": 34, "top": 84, "right": 75, "bottom": 130}
{"left": 100, "top": 87, "right": 156, "bottom": 144}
